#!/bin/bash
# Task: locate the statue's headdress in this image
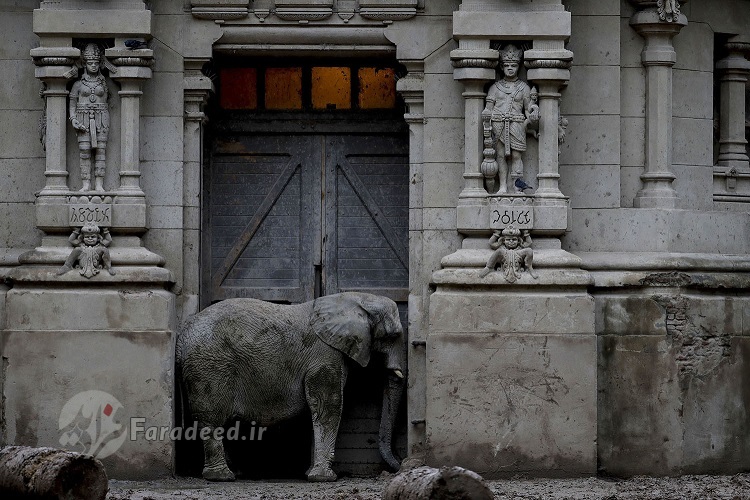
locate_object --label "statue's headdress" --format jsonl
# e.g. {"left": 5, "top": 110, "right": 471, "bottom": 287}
{"left": 82, "top": 43, "right": 103, "bottom": 62}
{"left": 500, "top": 44, "right": 522, "bottom": 64}
{"left": 81, "top": 223, "right": 101, "bottom": 235}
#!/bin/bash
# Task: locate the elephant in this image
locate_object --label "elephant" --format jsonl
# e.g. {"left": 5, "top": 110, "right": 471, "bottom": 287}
{"left": 176, "top": 292, "right": 406, "bottom": 482}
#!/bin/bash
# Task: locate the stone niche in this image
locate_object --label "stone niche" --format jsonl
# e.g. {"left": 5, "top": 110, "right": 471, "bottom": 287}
{"left": 425, "top": 0, "right": 597, "bottom": 478}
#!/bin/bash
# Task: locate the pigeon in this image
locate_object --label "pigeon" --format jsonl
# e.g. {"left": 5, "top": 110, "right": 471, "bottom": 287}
{"left": 515, "top": 178, "right": 533, "bottom": 191}
{"left": 124, "top": 39, "right": 148, "bottom": 50}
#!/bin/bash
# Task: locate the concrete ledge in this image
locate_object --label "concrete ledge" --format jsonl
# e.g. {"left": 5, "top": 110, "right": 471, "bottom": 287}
{"left": 6, "top": 286, "right": 175, "bottom": 331}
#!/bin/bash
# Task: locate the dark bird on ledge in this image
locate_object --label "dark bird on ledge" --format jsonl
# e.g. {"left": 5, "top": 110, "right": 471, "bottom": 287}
{"left": 124, "top": 39, "right": 148, "bottom": 50}
{"left": 515, "top": 178, "right": 534, "bottom": 192}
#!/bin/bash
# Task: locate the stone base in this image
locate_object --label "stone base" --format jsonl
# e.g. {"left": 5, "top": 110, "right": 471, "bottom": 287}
{"left": 425, "top": 272, "right": 596, "bottom": 477}
{"left": 1, "top": 281, "right": 176, "bottom": 480}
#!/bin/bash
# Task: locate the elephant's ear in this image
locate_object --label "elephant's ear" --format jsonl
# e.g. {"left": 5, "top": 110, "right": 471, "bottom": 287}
{"left": 311, "top": 295, "right": 371, "bottom": 367}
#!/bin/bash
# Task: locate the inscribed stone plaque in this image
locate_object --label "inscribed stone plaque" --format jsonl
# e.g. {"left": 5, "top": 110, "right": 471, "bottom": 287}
{"left": 489, "top": 196, "right": 533, "bottom": 230}
{"left": 69, "top": 204, "right": 112, "bottom": 227}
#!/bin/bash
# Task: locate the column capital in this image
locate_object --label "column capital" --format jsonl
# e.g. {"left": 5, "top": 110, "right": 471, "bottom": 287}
{"left": 451, "top": 48, "right": 498, "bottom": 82}
{"left": 716, "top": 39, "right": 750, "bottom": 75}
{"left": 630, "top": 8, "right": 687, "bottom": 36}
{"left": 396, "top": 60, "right": 424, "bottom": 119}
{"left": 106, "top": 47, "right": 154, "bottom": 81}
{"left": 31, "top": 46, "right": 80, "bottom": 81}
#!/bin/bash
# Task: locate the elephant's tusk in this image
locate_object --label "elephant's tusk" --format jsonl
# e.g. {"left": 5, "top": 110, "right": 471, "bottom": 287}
{"left": 393, "top": 369, "right": 404, "bottom": 379}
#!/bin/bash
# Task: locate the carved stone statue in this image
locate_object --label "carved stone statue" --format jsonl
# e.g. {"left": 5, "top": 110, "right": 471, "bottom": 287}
{"left": 57, "top": 223, "right": 115, "bottom": 278}
{"left": 69, "top": 43, "right": 110, "bottom": 192}
{"left": 479, "top": 226, "right": 538, "bottom": 282}
{"left": 176, "top": 292, "right": 406, "bottom": 482}
{"left": 482, "top": 44, "right": 539, "bottom": 193}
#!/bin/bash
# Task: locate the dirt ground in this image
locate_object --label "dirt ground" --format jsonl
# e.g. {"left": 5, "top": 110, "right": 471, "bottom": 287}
{"left": 107, "top": 473, "right": 750, "bottom": 499}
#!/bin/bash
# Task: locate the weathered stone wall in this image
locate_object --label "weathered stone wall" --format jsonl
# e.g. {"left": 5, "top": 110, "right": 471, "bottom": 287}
{"left": 597, "top": 277, "right": 750, "bottom": 475}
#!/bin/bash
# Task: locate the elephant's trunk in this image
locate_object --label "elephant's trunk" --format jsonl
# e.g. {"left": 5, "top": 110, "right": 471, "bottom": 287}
{"left": 379, "top": 368, "right": 405, "bottom": 471}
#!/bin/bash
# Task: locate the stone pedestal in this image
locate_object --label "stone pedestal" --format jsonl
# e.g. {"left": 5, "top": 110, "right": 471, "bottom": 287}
{"left": 425, "top": 267, "right": 596, "bottom": 477}
{"left": 1, "top": 267, "right": 175, "bottom": 479}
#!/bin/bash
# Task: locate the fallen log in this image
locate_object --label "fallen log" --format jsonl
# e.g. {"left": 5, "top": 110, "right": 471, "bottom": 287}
{"left": 0, "top": 446, "right": 108, "bottom": 499}
{"left": 383, "top": 465, "right": 493, "bottom": 500}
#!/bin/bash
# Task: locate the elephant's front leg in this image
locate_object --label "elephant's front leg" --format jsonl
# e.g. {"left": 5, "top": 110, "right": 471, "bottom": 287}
{"left": 201, "top": 424, "right": 235, "bottom": 481}
{"left": 304, "top": 364, "right": 346, "bottom": 482}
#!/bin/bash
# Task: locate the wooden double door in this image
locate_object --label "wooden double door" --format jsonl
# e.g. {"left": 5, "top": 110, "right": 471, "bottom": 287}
{"left": 204, "top": 131, "right": 409, "bottom": 306}
{"left": 202, "top": 125, "right": 409, "bottom": 475}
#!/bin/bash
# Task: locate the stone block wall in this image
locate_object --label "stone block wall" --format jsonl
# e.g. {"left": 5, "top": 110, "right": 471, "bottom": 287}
{"left": 0, "top": 3, "right": 44, "bottom": 261}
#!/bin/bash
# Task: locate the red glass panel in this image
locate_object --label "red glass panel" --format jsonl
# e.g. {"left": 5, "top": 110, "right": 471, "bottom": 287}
{"left": 219, "top": 68, "right": 257, "bottom": 110}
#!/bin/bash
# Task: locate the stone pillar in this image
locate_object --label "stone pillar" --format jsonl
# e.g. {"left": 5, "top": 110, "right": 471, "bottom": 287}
{"left": 106, "top": 47, "right": 153, "bottom": 196}
{"left": 452, "top": 44, "right": 498, "bottom": 203}
{"left": 182, "top": 59, "right": 213, "bottom": 319}
{"left": 396, "top": 60, "right": 426, "bottom": 466}
{"left": 31, "top": 47, "right": 80, "bottom": 195}
{"left": 716, "top": 38, "right": 750, "bottom": 170}
{"left": 525, "top": 48, "right": 572, "bottom": 200}
{"left": 630, "top": 8, "right": 687, "bottom": 209}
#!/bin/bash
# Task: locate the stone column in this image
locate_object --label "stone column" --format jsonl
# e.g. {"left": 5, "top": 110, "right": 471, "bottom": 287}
{"left": 31, "top": 47, "right": 80, "bottom": 195}
{"left": 451, "top": 44, "right": 498, "bottom": 201}
{"left": 106, "top": 48, "right": 153, "bottom": 196}
{"left": 630, "top": 9, "right": 687, "bottom": 209}
{"left": 396, "top": 60, "right": 426, "bottom": 466}
{"left": 451, "top": 43, "right": 498, "bottom": 234}
{"left": 525, "top": 48, "right": 572, "bottom": 200}
{"left": 716, "top": 38, "right": 750, "bottom": 170}
{"left": 182, "top": 59, "right": 213, "bottom": 319}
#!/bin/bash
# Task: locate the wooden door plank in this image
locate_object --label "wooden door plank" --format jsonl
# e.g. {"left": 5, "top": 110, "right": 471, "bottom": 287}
{"left": 211, "top": 156, "right": 302, "bottom": 291}
{"left": 334, "top": 154, "right": 409, "bottom": 270}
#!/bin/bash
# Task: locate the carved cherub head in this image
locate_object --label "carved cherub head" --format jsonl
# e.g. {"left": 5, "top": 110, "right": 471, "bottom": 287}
{"left": 80, "top": 222, "right": 102, "bottom": 246}
{"left": 501, "top": 226, "right": 522, "bottom": 249}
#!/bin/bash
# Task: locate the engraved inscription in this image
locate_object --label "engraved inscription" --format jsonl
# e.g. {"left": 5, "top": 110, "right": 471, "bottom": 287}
{"left": 491, "top": 208, "right": 532, "bottom": 229}
{"left": 69, "top": 204, "right": 112, "bottom": 227}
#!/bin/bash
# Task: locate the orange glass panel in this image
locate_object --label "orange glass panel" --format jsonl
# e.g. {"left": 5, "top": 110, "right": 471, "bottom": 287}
{"left": 311, "top": 67, "right": 351, "bottom": 110}
{"left": 265, "top": 67, "right": 303, "bottom": 110}
{"left": 358, "top": 67, "right": 396, "bottom": 109}
{"left": 219, "top": 68, "right": 257, "bottom": 110}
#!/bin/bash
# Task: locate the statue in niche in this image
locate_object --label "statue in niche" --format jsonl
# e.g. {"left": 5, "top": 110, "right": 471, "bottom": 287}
{"left": 482, "top": 44, "right": 539, "bottom": 193}
{"left": 69, "top": 43, "right": 110, "bottom": 192}
{"left": 57, "top": 223, "right": 115, "bottom": 278}
{"left": 479, "top": 226, "right": 538, "bottom": 282}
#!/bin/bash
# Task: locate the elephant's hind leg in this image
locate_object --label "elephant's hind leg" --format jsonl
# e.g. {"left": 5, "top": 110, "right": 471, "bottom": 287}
{"left": 201, "top": 426, "right": 235, "bottom": 481}
{"left": 304, "top": 364, "right": 346, "bottom": 482}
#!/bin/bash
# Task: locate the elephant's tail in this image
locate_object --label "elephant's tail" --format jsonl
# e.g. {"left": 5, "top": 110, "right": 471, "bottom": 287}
{"left": 174, "top": 331, "right": 190, "bottom": 432}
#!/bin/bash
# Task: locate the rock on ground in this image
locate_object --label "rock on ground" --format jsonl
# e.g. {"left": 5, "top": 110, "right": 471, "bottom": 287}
{"left": 107, "top": 473, "right": 750, "bottom": 500}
